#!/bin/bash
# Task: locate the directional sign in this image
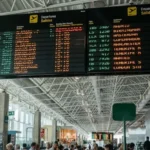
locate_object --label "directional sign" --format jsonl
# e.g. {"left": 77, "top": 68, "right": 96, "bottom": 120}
{"left": 112, "top": 103, "right": 136, "bottom": 121}
{"left": 8, "top": 111, "right": 15, "bottom": 116}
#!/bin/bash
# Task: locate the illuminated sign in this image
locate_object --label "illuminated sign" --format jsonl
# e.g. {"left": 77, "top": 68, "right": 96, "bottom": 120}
{"left": 92, "top": 132, "right": 113, "bottom": 141}
{"left": 0, "top": 10, "right": 86, "bottom": 78}
{"left": 87, "top": 5, "right": 150, "bottom": 75}
{"left": 127, "top": 7, "right": 137, "bottom": 16}
{"left": 29, "top": 15, "right": 38, "bottom": 23}
{"left": 0, "top": 5, "right": 150, "bottom": 78}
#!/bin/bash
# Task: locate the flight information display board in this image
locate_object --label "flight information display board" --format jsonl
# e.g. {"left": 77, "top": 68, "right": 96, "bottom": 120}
{"left": 92, "top": 132, "right": 113, "bottom": 141}
{"left": 87, "top": 5, "right": 150, "bottom": 74}
{"left": 1, "top": 5, "right": 150, "bottom": 78}
{"left": 0, "top": 10, "right": 86, "bottom": 77}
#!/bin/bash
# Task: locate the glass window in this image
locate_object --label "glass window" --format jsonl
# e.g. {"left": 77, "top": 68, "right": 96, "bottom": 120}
{"left": 20, "top": 112, "right": 24, "bottom": 122}
{"left": 8, "top": 104, "right": 34, "bottom": 146}
{"left": 14, "top": 121, "right": 18, "bottom": 130}
{"left": 15, "top": 109, "right": 19, "bottom": 121}
{"left": 26, "top": 114, "right": 29, "bottom": 124}
{"left": 29, "top": 113, "right": 33, "bottom": 125}
{"left": 9, "top": 105, "right": 12, "bottom": 110}
{"left": 20, "top": 123, "right": 24, "bottom": 137}
{"left": 8, "top": 121, "right": 12, "bottom": 130}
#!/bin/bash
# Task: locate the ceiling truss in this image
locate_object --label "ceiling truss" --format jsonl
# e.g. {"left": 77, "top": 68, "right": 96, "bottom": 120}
{"left": 0, "top": 0, "right": 150, "bottom": 133}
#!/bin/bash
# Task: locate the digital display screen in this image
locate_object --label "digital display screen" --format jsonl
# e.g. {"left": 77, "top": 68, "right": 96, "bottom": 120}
{"left": 0, "top": 10, "right": 86, "bottom": 77}
{"left": 1, "top": 5, "right": 150, "bottom": 78}
{"left": 87, "top": 5, "right": 150, "bottom": 74}
{"left": 92, "top": 132, "right": 113, "bottom": 141}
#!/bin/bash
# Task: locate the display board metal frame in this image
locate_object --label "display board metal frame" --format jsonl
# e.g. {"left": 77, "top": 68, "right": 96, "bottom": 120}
{"left": 0, "top": 4, "right": 150, "bottom": 78}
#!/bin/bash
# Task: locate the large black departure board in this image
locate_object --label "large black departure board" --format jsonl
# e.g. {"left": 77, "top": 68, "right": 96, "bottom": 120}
{"left": 0, "top": 10, "right": 86, "bottom": 77}
{"left": 87, "top": 5, "right": 150, "bottom": 74}
{"left": 1, "top": 5, "right": 150, "bottom": 78}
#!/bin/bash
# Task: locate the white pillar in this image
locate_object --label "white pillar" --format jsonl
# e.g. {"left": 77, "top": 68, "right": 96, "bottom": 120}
{"left": 81, "top": 135, "right": 84, "bottom": 146}
{"left": 78, "top": 134, "right": 81, "bottom": 145}
{"left": 77, "top": 133, "right": 80, "bottom": 145}
{"left": 145, "top": 109, "right": 150, "bottom": 137}
{"left": 52, "top": 119, "right": 57, "bottom": 142}
{"left": 0, "top": 93, "right": 9, "bottom": 150}
{"left": 33, "top": 110, "right": 41, "bottom": 144}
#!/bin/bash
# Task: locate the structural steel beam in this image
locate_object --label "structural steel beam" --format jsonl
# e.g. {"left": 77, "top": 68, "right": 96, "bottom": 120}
{"left": 10, "top": 0, "right": 17, "bottom": 11}
{"left": 89, "top": 76, "right": 101, "bottom": 114}
{"left": 0, "top": 0, "right": 104, "bottom": 16}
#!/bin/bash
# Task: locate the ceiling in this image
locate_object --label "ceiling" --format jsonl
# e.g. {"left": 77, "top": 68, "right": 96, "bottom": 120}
{"left": 0, "top": 0, "right": 148, "bottom": 15}
{"left": 0, "top": 0, "right": 150, "bottom": 135}
{"left": 1, "top": 75, "right": 150, "bottom": 135}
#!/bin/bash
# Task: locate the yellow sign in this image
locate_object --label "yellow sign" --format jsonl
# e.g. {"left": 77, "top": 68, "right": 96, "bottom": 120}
{"left": 127, "top": 7, "right": 137, "bottom": 16}
{"left": 29, "top": 15, "right": 38, "bottom": 23}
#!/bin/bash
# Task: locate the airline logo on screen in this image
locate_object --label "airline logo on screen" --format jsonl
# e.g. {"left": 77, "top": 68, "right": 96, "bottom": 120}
{"left": 29, "top": 15, "right": 38, "bottom": 23}
{"left": 127, "top": 6, "right": 137, "bottom": 16}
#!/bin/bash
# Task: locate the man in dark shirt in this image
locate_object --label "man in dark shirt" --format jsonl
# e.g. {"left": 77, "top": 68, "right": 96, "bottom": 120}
{"left": 144, "top": 136, "right": 150, "bottom": 150}
{"left": 129, "top": 143, "right": 135, "bottom": 150}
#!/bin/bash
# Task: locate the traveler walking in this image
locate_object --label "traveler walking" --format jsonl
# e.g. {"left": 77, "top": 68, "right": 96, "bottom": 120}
{"left": 46, "top": 142, "right": 51, "bottom": 150}
{"left": 29, "top": 142, "right": 36, "bottom": 150}
{"left": 6, "top": 143, "right": 13, "bottom": 150}
{"left": 15, "top": 144, "right": 20, "bottom": 150}
{"left": 144, "top": 137, "right": 150, "bottom": 150}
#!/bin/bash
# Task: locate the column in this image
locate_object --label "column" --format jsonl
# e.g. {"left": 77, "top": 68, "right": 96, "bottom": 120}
{"left": 81, "top": 135, "right": 84, "bottom": 146}
{"left": 78, "top": 134, "right": 81, "bottom": 145}
{"left": 33, "top": 110, "right": 41, "bottom": 144}
{"left": 145, "top": 109, "right": 150, "bottom": 137}
{"left": 77, "top": 133, "right": 80, "bottom": 145}
{"left": 52, "top": 119, "right": 57, "bottom": 142}
{"left": 0, "top": 93, "right": 9, "bottom": 150}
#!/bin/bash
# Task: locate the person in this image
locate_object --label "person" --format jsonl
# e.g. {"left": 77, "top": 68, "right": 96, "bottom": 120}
{"left": 93, "top": 141, "right": 98, "bottom": 150}
{"left": 117, "top": 144, "right": 121, "bottom": 150}
{"left": 57, "top": 139, "right": 61, "bottom": 146}
{"left": 70, "top": 145, "right": 74, "bottom": 150}
{"left": 70, "top": 140, "right": 76, "bottom": 147}
{"left": 127, "top": 144, "right": 130, "bottom": 150}
{"left": 82, "top": 146, "right": 86, "bottom": 150}
{"left": 63, "top": 143, "right": 69, "bottom": 150}
{"left": 29, "top": 142, "right": 36, "bottom": 150}
{"left": 15, "top": 144, "right": 20, "bottom": 150}
{"left": 75, "top": 143, "right": 78, "bottom": 150}
{"left": 36, "top": 144, "right": 40, "bottom": 150}
{"left": 93, "top": 140, "right": 96, "bottom": 149}
{"left": 22, "top": 143, "right": 27, "bottom": 150}
{"left": 46, "top": 142, "right": 51, "bottom": 150}
{"left": 104, "top": 144, "right": 113, "bottom": 150}
{"left": 144, "top": 137, "right": 150, "bottom": 150}
{"left": 89, "top": 144, "right": 91, "bottom": 150}
{"left": 119, "top": 144, "right": 123, "bottom": 150}
{"left": 77, "top": 146, "right": 82, "bottom": 150}
{"left": 6, "top": 143, "right": 13, "bottom": 150}
{"left": 59, "top": 145, "right": 64, "bottom": 150}
{"left": 50, "top": 141, "right": 58, "bottom": 150}
{"left": 98, "top": 147, "right": 104, "bottom": 150}
{"left": 129, "top": 143, "right": 135, "bottom": 150}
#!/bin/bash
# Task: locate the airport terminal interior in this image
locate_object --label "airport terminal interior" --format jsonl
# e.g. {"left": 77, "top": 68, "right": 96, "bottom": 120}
{"left": 1, "top": 0, "right": 150, "bottom": 150}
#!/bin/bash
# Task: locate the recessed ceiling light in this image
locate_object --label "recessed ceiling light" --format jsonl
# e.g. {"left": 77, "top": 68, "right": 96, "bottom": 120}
{"left": 75, "top": 77, "right": 79, "bottom": 80}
